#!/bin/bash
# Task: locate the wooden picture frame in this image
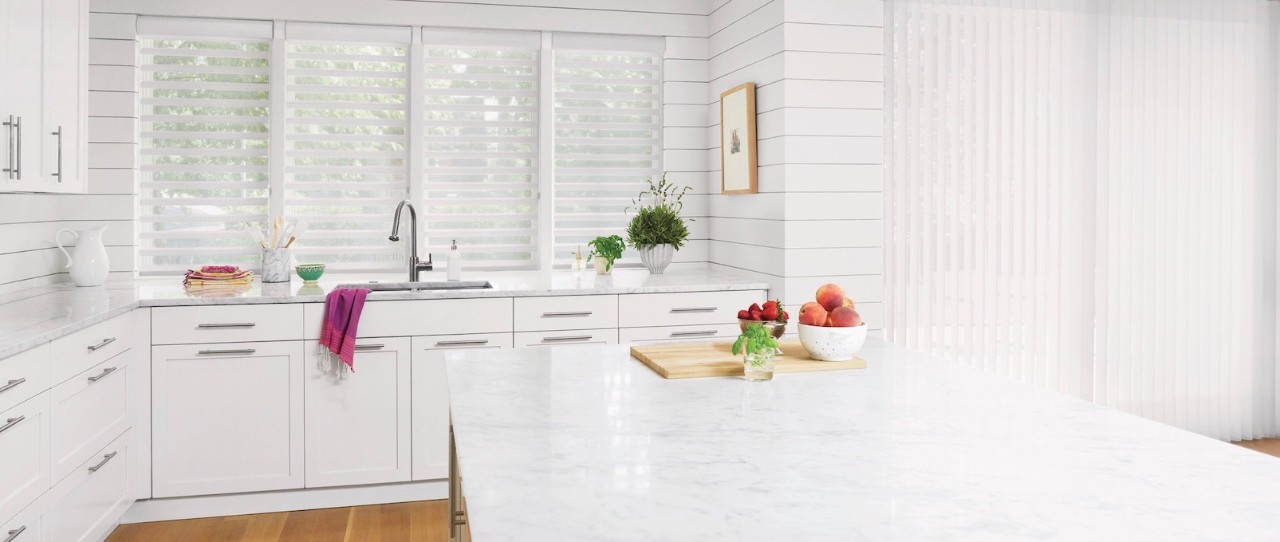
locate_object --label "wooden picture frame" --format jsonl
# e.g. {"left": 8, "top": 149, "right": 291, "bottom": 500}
{"left": 719, "top": 82, "right": 758, "bottom": 194}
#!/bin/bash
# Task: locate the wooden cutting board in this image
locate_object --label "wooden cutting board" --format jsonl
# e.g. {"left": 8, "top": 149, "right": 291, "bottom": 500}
{"left": 630, "top": 341, "right": 866, "bottom": 379}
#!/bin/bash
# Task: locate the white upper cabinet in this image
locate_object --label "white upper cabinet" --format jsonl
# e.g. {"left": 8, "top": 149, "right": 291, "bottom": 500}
{"left": 0, "top": 0, "right": 86, "bottom": 193}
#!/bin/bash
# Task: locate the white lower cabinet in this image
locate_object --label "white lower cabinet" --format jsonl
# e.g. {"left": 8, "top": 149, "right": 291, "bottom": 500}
{"left": 411, "top": 333, "right": 512, "bottom": 481}
{"left": 0, "top": 499, "right": 43, "bottom": 542}
{"left": 151, "top": 342, "right": 304, "bottom": 498}
{"left": 50, "top": 354, "right": 129, "bottom": 483}
{"left": 514, "top": 328, "right": 617, "bottom": 348}
{"left": 305, "top": 337, "right": 411, "bottom": 488}
{"left": 0, "top": 393, "right": 48, "bottom": 529}
{"left": 619, "top": 324, "right": 741, "bottom": 345}
{"left": 46, "top": 430, "right": 131, "bottom": 542}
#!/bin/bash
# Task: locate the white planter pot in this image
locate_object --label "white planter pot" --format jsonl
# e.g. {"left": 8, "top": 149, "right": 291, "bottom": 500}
{"left": 638, "top": 244, "right": 675, "bottom": 274}
{"left": 594, "top": 256, "right": 612, "bottom": 275}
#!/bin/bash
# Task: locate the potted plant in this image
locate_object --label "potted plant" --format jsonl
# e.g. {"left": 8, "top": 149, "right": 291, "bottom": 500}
{"left": 587, "top": 235, "right": 625, "bottom": 275}
{"left": 732, "top": 322, "right": 780, "bottom": 382}
{"left": 626, "top": 173, "right": 692, "bottom": 274}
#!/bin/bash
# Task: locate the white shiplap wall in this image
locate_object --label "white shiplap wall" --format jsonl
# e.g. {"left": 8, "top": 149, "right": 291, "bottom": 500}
{"left": 706, "top": 0, "right": 885, "bottom": 330}
{"left": 0, "top": 12, "right": 138, "bottom": 294}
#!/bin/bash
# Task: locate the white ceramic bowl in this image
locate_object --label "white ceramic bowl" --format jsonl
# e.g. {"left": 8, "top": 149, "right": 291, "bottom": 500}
{"left": 798, "top": 323, "right": 867, "bottom": 361}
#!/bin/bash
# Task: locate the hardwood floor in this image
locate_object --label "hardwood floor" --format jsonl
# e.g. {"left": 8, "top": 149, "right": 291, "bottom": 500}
{"left": 105, "top": 500, "right": 449, "bottom": 542}
{"left": 1235, "top": 438, "right": 1280, "bottom": 458}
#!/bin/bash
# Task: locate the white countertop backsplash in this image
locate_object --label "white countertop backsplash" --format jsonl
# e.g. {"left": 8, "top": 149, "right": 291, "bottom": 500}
{"left": 0, "top": 265, "right": 768, "bottom": 359}
{"left": 444, "top": 340, "right": 1280, "bottom": 541}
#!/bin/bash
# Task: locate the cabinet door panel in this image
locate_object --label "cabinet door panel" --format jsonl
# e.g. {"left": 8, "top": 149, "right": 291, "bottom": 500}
{"left": 46, "top": 431, "right": 131, "bottom": 542}
{"left": 4, "top": 0, "right": 45, "bottom": 190}
{"left": 411, "top": 333, "right": 511, "bottom": 481}
{"left": 151, "top": 342, "right": 304, "bottom": 498}
{"left": 0, "top": 393, "right": 48, "bottom": 528}
{"left": 42, "top": 0, "right": 87, "bottom": 192}
{"left": 50, "top": 354, "right": 130, "bottom": 483}
{"left": 305, "top": 337, "right": 411, "bottom": 488}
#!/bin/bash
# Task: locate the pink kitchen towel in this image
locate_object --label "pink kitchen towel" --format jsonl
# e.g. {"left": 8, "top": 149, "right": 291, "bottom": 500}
{"left": 319, "top": 287, "right": 370, "bottom": 371}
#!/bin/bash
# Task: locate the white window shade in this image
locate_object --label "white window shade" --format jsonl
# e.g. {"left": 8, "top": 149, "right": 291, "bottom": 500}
{"left": 552, "top": 48, "right": 661, "bottom": 266}
{"left": 284, "top": 39, "right": 409, "bottom": 272}
{"left": 423, "top": 37, "right": 539, "bottom": 270}
{"left": 138, "top": 36, "right": 271, "bottom": 274}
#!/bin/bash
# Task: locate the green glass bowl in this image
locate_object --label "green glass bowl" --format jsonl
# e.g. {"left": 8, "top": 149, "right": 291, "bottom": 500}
{"left": 295, "top": 263, "right": 325, "bottom": 283}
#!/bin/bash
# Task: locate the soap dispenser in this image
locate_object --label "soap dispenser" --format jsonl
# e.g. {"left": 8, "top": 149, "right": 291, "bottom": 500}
{"left": 447, "top": 239, "right": 462, "bottom": 281}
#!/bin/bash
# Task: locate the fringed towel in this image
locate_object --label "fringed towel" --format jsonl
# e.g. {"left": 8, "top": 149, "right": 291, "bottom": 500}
{"left": 318, "top": 287, "right": 370, "bottom": 373}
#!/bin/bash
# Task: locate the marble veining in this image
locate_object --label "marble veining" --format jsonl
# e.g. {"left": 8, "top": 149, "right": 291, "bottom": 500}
{"left": 0, "top": 266, "right": 767, "bottom": 360}
{"left": 445, "top": 340, "right": 1280, "bottom": 541}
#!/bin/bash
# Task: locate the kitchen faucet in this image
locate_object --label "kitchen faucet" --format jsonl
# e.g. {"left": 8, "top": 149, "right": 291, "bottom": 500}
{"left": 388, "top": 200, "right": 433, "bottom": 282}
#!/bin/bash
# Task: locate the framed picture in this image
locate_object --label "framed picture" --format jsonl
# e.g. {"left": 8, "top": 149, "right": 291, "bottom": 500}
{"left": 719, "top": 82, "right": 758, "bottom": 194}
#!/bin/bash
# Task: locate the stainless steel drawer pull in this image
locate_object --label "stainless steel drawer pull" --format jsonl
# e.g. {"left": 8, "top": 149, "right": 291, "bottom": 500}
{"left": 3, "top": 115, "right": 14, "bottom": 180}
{"left": 87, "top": 366, "right": 118, "bottom": 383}
{"left": 0, "top": 416, "right": 25, "bottom": 436}
{"left": 87, "top": 337, "right": 117, "bottom": 352}
{"left": 51, "top": 126, "right": 63, "bottom": 181}
{"left": 671, "top": 330, "right": 718, "bottom": 338}
{"left": 542, "top": 335, "right": 592, "bottom": 343}
{"left": 197, "top": 322, "right": 257, "bottom": 329}
{"left": 88, "top": 451, "right": 118, "bottom": 473}
{"left": 4, "top": 525, "right": 26, "bottom": 542}
{"left": 541, "top": 311, "right": 592, "bottom": 318}
{"left": 435, "top": 340, "right": 489, "bottom": 347}
{"left": 670, "top": 307, "right": 717, "bottom": 313}
{"left": 0, "top": 378, "right": 25, "bottom": 394}
{"left": 354, "top": 344, "right": 385, "bottom": 351}
{"left": 198, "top": 348, "right": 256, "bottom": 355}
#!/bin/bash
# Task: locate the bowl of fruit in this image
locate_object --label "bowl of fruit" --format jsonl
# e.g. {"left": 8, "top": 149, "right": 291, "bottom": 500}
{"left": 797, "top": 283, "right": 866, "bottom": 362}
{"left": 737, "top": 300, "right": 788, "bottom": 339}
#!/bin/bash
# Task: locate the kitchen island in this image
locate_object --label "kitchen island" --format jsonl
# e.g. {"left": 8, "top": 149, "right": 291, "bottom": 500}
{"left": 445, "top": 339, "right": 1280, "bottom": 541}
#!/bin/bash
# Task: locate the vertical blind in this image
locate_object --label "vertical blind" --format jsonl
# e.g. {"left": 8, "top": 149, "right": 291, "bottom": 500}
{"left": 423, "top": 30, "right": 540, "bottom": 270}
{"left": 552, "top": 46, "right": 663, "bottom": 266}
{"left": 138, "top": 19, "right": 664, "bottom": 274}
{"left": 887, "top": 0, "right": 1278, "bottom": 441}
{"left": 139, "top": 33, "right": 271, "bottom": 274}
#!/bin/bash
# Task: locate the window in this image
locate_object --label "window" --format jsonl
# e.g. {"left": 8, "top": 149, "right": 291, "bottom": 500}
{"left": 137, "top": 19, "right": 663, "bottom": 274}
{"left": 553, "top": 44, "right": 662, "bottom": 266}
{"left": 139, "top": 22, "right": 271, "bottom": 274}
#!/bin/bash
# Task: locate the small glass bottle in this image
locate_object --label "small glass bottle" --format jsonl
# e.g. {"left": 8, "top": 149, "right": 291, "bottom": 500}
{"left": 573, "top": 245, "right": 584, "bottom": 272}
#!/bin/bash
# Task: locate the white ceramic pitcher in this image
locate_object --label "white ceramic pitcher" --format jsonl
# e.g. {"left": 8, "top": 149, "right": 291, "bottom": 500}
{"left": 56, "top": 226, "right": 110, "bottom": 287}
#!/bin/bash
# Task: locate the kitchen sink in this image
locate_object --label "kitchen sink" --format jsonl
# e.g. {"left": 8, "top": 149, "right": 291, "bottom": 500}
{"left": 341, "top": 280, "right": 494, "bottom": 292}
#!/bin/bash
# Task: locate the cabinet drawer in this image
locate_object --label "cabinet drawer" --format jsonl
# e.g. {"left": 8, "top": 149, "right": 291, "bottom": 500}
{"left": 50, "top": 354, "right": 130, "bottom": 483}
{"left": 618, "top": 290, "right": 764, "bottom": 328}
{"left": 411, "top": 333, "right": 511, "bottom": 482}
{"left": 51, "top": 312, "right": 131, "bottom": 385}
{"left": 513, "top": 295, "right": 617, "bottom": 332}
{"left": 418, "top": 332, "right": 514, "bottom": 352}
{"left": 0, "top": 344, "right": 49, "bottom": 415}
{"left": 153, "top": 304, "right": 303, "bottom": 345}
{"left": 514, "top": 329, "right": 617, "bottom": 348}
{"left": 304, "top": 298, "right": 514, "bottom": 339}
{"left": 47, "top": 431, "right": 132, "bottom": 542}
{"left": 0, "top": 500, "right": 42, "bottom": 542}
{"left": 0, "top": 393, "right": 49, "bottom": 528}
{"left": 620, "top": 324, "right": 741, "bottom": 345}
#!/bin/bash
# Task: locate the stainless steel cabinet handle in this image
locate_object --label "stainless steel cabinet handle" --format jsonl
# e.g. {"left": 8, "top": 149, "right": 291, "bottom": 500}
{"left": 3, "top": 115, "right": 14, "bottom": 180}
{"left": 87, "top": 337, "right": 117, "bottom": 352}
{"left": 541, "top": 311, "right": 592, "bottom": 318}
{"left": 198, "top": 348, "right": 256, "bottom": 355}
{"left": 88, "top": 451, "right": 118, "bottom": 473}
{"left": 671, "top": 330, "right": 718, "bottom": 338}
{"left": 87, "top": 366, "right": 118, "bottom": 383}
{"left": 670, "top": 307, "right": 716, "bottom": 313}
{"left": 12, "top": 116, "right": 20, "bottom": 180}
{"left": 541, "top": 335, "right": 592, "bottom": 343}
{"left": 4, "top": 525, "right": 26, "bottom": 542}
{"left": 434, "top": 339, "right": 489, "bottom": 347}
{"left": 0, "top": 378, "right": 25, "bottom": 394}
{"left": 197, "top": 322, "right": 256, "bottom": 329}
{"left": 354, "top": 344, "right": 385, "bottom": 351}
{"left": 51, "top": 126, "right": 62, "bottom": 182}
{"left": 0, "top": 416, "right": 26, "bottom": 436}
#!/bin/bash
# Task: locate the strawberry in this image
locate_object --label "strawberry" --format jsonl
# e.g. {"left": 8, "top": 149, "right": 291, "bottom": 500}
{"left": 749, "top": 308, "right": 763, "bottom": 320}
{"left": 737, "top": 309, "right": 751, "bottom": 320}
{"left": 780, "top": 310, "right": 790, "bottom": 322}
{"left": 762, "top": 305, "right": 779, "bottom": 321}
{"left": 748, "top": 303, "right": 761, "bottom": 313}
{"left": 762, "top": 300, "right": 778, "bottom": 311}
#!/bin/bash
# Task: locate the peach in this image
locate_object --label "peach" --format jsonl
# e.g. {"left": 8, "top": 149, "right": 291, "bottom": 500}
{"left": 841, "top": 297, "right": 855, "bottom": 310}
{"left": 798, "top": 302, "right": 828, "bottom": 327}
{"left": 815, "top": 283, "right": 846, "bottom": 311}
{"left": 828, "top": 306, "right": 861, "bottom": 327}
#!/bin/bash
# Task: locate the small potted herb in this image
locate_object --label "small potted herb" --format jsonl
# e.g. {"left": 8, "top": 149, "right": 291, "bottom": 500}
{"left": 626, "top": 173, "right": 692, "bottom": 274}
{"left": 732, "top": 323, "right": 780, "bottom": 382}
{"left": 587, "top": 235, "right": 625, "bottom": 275}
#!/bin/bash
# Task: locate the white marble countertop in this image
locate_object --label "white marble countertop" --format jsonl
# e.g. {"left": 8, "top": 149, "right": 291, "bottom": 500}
{"left": 0, "top": 265, "right": 767, "bottom": 360}
{"left": 444, "top": 339, "right": 1280, "bottom": 541}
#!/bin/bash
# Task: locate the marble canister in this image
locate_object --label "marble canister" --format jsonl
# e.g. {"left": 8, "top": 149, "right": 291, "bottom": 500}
{"left": 262, "top": 248, "right": 292, "bottom": 283}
